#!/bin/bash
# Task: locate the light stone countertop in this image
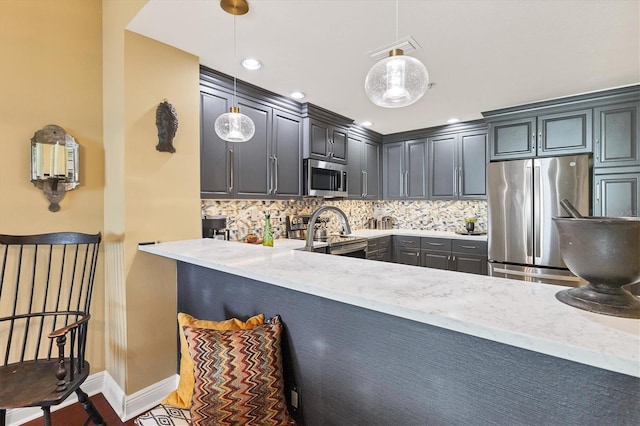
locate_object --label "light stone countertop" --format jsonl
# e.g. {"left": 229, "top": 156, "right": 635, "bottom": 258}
{"left": 140, "top": 233, "right": 639, "bottom": 378}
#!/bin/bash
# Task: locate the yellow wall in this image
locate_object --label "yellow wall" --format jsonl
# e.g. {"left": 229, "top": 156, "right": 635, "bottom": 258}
{"left": 0, "top": 0, "right": 105, "bottom": 370}
{"left": 123, "top": 31, "right": 200, "bottom": 393}
{"left": 1, "top": 0, "right": 202, "bottom": 397}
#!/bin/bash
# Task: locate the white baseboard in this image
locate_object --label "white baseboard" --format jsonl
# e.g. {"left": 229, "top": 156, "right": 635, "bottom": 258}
{"left": 112, "top": 374, "right": 180, "bottom": 422}
{"left": 5, "top": 372, "right": 179, "bottom": 425}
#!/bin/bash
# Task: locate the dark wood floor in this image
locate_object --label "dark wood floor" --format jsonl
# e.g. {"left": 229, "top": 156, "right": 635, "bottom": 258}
{"left": 22, "top": 393, "right": 137, "bottom": 426}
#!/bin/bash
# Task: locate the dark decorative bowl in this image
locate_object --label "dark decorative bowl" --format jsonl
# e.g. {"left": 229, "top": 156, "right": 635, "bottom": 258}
{"left": 553, "top": 216, "right": 640, "bottom": 318}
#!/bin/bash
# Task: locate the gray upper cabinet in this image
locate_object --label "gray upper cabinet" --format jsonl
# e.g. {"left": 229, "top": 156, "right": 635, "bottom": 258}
{"left": 383, "top": 139, "right": 427, "bottom": 200}
{"left": 347, "top": 135, "right": 363, "bottom": 198}
{"left": 302, "top": 104, "right": 352, "bottom": 165}
{"left": 591, "top": 100, "right": 639, "bottom": 217}
{"left": 594, "top": 101, "right": 639, "bottom": 168}
{"left": 271, "top": 109, "right": 303, "bottom": 198}
{"left": 307, "top": 118, "right": 348, "bottom": 164}
{"left": 200, "top": 84, "right": 302, "bottom": 199}
{"left": 348, "top": 127, "right": 381, "bottom": 199}
{"left": 459, "top": 131, "right": 488, "bottom": 199}
{"left": 201, "top": 90, "right": 234, "bottom": 198}
{"left": 364, "top": 141, "right": 381, "bottom": 199}
{"left": 234, "top": 97, "right": 271, "bottom": 198}
{"left": 383, "top": 142, "right": 404, "bottom": 199}
{"left": 488, "top": 110, "right": 592, "bottom": 161}
{"left": 488, "top": 117, "right": 536, "bottom": 160}
{"left": 537, "top": 109, "right": 592, "bottom": 157}
{"left": 428, "top": 129, "right": 487, "bottom": 200}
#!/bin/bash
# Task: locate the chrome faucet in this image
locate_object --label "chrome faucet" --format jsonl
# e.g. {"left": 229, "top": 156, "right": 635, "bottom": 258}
{"left": 305, "top": 206, "right": 352, "bottom": 251}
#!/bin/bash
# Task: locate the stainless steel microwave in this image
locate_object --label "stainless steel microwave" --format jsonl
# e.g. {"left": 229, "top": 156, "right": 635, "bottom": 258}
{"left": 303, "top": 159, "right": 347, "bottom": 197}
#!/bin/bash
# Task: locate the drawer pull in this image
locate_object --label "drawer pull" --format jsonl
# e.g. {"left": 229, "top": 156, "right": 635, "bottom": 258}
{"left": 461, "top": 245, "right": 477, "bottom": 249}
{"left": 428, "top": 242, "right": 443, "bottom": 246}
{"left": 401, "top": 240, "right": 415, "bottom": 244}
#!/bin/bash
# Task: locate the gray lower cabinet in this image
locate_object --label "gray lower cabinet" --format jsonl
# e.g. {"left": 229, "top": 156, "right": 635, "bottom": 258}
{"left": 420, "top": 237, "right": 488, "bottom": 275}
{"left": 450, "top": 239, "right": 488, "bottom": 275}
{"left": 383, "top": 140, "right": 427, "bottom": 200}
{"left": 200, "top": 89, "right": 302, "bottom": 199}
{"left": 594, "top": 101, "right": 639, "bottom": 168}
{"left": 392, "top": 236, "right": 421, "bottom": 265}
{"left": 428, "top": 129, "right": 487, "bottom": 200}
{"left": 366, "top": 236, "right": 391, "bottom": 262}
{"left": 594, "top": 169, "right": 639, "bottom": 217}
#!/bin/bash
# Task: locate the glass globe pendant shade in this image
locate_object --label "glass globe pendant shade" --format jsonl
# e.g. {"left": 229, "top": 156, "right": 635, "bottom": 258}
{"left": 214, "top": 106, "right": 255, "bottom": 142}
{"left": 365, "top": 49, "right": 429, "bottom": 108}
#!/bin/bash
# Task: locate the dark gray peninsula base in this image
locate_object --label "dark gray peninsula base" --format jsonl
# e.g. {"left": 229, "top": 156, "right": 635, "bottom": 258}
{"left": 177, "top": 262, "right": 639, "bottom": 426}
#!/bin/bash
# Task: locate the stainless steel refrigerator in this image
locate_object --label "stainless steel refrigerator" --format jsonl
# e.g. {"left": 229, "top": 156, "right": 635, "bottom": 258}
{"left": 487, "top": 155, "right": 590, "bottom": 286}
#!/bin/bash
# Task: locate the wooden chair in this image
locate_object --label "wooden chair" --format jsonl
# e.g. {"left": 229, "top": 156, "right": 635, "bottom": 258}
{"left": 0, "top": 232, "right": 104, "bottom": 426}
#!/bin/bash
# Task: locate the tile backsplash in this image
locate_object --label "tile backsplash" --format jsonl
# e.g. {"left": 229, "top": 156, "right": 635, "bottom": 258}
{"left": 202, "top": 199, "right": 487, "bottom": 241}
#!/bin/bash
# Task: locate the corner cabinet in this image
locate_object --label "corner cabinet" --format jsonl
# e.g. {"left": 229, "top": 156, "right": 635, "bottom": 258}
{"left": 592, "top": 100, "right": 639, "bottom": 217}
{"left": 200, "top": 88, "right": 302, "bottom": 199}
{"left": 428, "top": 129, "right": 487, "bottom": 200}
{"left": 383, "top": 139, "right": 427, "bottom": 200}
{"left": 302, "top": 104, "right": 352, "bottom": 165}
{"left": 347, "top": 126, "right": 382, "bottom": 200}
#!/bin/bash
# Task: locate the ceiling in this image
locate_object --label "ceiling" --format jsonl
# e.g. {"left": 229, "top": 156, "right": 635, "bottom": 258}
{"left": 127, "top": 0, "right": 640, "bottom": 135}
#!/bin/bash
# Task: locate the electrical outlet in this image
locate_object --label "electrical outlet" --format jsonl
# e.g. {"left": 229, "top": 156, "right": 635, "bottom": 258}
{"left": 290, "top": 387, "right": 299, "bottom": 410}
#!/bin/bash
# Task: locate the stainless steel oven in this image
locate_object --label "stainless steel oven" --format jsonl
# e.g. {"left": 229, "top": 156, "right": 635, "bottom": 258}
{"left": 304, "top": 159, "right": 347, "bottom": 198}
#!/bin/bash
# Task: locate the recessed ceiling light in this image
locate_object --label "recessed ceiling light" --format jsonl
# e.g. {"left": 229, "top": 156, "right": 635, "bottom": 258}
{"left": 360, "top": 121, "right": 373, "bottom": 127}
{"left": 447, "top": 118, "right": 460, "bottom": 124}
{"left": 290, "top": 91, "right": 306, "bottom": 99}
{"left": 241, "top": 58, "right": 262, "bottom": 70}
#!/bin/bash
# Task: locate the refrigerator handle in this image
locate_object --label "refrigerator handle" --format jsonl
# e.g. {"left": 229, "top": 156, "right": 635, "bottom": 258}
{"left": 525, "top": 162, "right": 533, "bottom": 260}
{"left": 533, "top": 162, "right": 541, "bottom": 261}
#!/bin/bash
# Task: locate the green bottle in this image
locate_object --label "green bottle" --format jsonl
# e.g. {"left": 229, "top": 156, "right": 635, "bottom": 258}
{"left": 263, "top": 213, "right": 274, "bottom": 247}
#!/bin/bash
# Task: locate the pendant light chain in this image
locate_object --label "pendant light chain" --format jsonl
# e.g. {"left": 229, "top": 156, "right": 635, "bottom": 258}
{"left": 233, "top": 15, "right": 237, "bottom": 106}
{"left": 395, "top": 0, "right": 398, "bottom": 42}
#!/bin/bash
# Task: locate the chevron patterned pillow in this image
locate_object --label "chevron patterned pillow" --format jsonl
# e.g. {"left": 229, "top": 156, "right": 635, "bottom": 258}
{"left": 183, "top": 315, "right": 296, "bottom": 426}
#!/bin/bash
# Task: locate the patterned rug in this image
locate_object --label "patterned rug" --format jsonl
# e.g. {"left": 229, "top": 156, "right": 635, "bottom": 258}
{"left": 134, "top": 404, "right": 191, "bottom": 426}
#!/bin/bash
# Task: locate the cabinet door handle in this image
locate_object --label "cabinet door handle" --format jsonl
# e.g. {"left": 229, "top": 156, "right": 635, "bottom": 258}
{"left": 273, "top": 155, "right": 279, "bottom": 194}
{"left": 595, "top": 137, "right": 599, "bottom": 161}
{"left": 531, "top": 132, "right": 536, "bottom": 151}
{"left": 453, "top": 167, "right": 458, "bottom": 196}
{"left": 458, "top": 167, "right": 463, "bottom": 197}
{"left": 404, "top": 171, "right": 409, "bottom": 197}
{"left": 538, "top": 132, "right": 542, "bottom": 150}
{"left": 362, "top": 170, "right": 366, "bottom": 197}
{"left": 229, "top": 148, "right": 234, "bottom": 191}
{"left": 267, "top": 155, "right": 273, "bottom": 194}
{"left": 596, "top": 182, "right": 600, "bottom": 202}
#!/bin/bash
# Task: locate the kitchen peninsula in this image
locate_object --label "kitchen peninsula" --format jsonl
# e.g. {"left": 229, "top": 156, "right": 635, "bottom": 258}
{"left": 140, "top": 236, "right": 639, "bottom": 425}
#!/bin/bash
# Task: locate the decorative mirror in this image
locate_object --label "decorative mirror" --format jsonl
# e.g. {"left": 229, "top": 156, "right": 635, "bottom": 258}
{"left": 30, "top": 124, "right": 79, "bottom": 212}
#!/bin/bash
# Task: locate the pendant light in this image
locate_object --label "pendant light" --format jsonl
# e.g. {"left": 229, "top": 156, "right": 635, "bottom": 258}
{"left": 364, "top": 0, "right": 429, "bottom": 108}
{"left": 215, "top": 0, "right": 255, "bottom": 142}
